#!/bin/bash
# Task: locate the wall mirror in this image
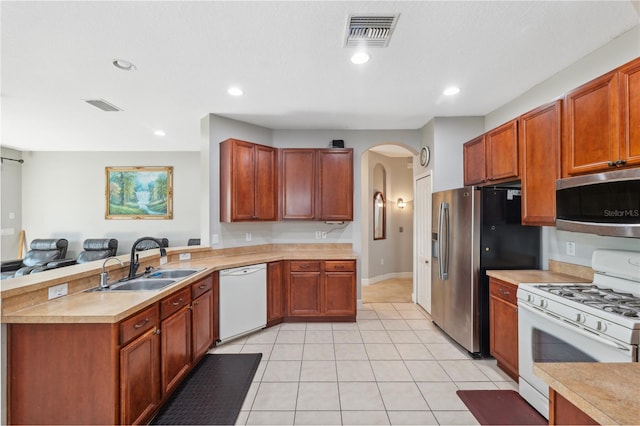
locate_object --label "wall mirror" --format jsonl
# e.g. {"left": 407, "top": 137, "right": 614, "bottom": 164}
{"left": 373, "top": 191, "right": 386, "bottom": 240}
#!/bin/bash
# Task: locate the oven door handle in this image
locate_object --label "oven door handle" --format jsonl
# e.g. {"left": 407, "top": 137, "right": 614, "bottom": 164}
{"left": 519, "top": 303, "right": 632, "bottom": 352}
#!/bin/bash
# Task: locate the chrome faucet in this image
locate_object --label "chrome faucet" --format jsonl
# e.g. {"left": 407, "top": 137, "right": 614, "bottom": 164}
{"left": 100, "top": 257, "right": 124, "bottom": 289}
{"left": 128, "top": 237, "right": 167, "bottom": 279}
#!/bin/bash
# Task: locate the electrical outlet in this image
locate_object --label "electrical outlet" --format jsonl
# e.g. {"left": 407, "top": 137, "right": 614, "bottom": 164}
{"left": 315, "top": 231, "right": 321, "bottom": 239}
{"left": 321, "top": 232, "right": 327, "bottom": 239}
{"left": 160, "top": 256, "right": 168, "bottom": 265}
{"left": 48, "top": 283, "right": 68, "bottom": 300}
{"left": 399, "top": 226, "right": 403, "bottom": 233}
{"left": 380, "top": 258, "right": 384, "bottom": 265}
{"left": 566, "top": 241, "right": 576, "bottom": 256}
{"left": 245, "top": 232, "right": 252, "bottom": 242}
{"left": 211, "top": 234, "right": 219, "bottom": 244}
{"left": 179, "top": 253, "right": 191, "bottom": 261}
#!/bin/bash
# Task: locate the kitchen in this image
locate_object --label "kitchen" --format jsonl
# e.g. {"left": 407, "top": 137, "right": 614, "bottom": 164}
{"left": 2, "top": 1, "right": 640, "bottom": 425}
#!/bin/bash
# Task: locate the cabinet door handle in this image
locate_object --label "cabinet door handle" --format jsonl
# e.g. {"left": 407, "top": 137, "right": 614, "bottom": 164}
{"left": 133, "top": 318, "right": 150, "bottom": 329}
{"left": 300, "top": 264, "right": 310, "bottom": 269}
{"left": 172, "top": 297, "right": 184, "bottom": 306}
{"left": 608, "top": 161, "right": 616, "bottom": 167}
{"left": 198, "top": 284, "right": 206, "bottom": 289}
{"left": 616, "top": 159, "right": 627, "bottom": 166}
{"left": 193, "top": 300, "right": 200, "bottom": 306}
{"left": 153, "top": 328, "right": 161, "bottom": 335}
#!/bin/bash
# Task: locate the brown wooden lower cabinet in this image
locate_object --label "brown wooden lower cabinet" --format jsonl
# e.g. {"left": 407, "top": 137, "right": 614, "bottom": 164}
{"left": 160, "top": 299, "right": 192, "bottom": 395}
{"left": 120, "top": 326, "right": 161, "bottom": 425}
{"left": 549, "top": 388, "right": 599, "bottom": 425}
{"left": 489, "top": 277, "right": 519, "bottom": 381}
{"left": 8, "top": 273, "right": 216, "bottom": 425}
{"left": 285, "top": 259, "right": 356, "bottom": 321}
{"left": 267, "top": 261, "right": 285, "bottom": 325}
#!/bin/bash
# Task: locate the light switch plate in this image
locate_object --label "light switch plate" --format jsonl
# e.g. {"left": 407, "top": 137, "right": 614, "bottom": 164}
{"left": 160, "top": 257, "right": 168, "bottom": 265}
{"left": 179, "top": 253, "right": 191, "bottom": 261}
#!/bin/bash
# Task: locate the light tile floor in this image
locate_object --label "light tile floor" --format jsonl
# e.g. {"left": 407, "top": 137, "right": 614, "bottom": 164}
{"left": 208, "top": 303, "right": 517, "bottom": 425}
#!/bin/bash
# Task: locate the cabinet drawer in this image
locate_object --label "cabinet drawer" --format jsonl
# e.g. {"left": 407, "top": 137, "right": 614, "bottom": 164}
{"left": 191, "top": 274, "right": 213, "bottom": 299}
{"left": 489, "top": 279, "right": 517, "bottom": 305}
{"left": 160, "top": 287, "right": 191, "bottom": 320}
{"left": 120, "top": 304, "right": 159, "bottom": 345}
{"left": 289, "top": 261, "right": 320, "bottom": 272}
{"left": 324, "top": 260, "right": 355, "bottom": 272}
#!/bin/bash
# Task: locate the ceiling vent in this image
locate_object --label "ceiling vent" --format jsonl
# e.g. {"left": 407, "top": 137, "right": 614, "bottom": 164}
{"left": 345, "top": 14, "right": 399, "bottom": 48}
{"left": 84, "top": 98, "right": 122, "bottom": 112}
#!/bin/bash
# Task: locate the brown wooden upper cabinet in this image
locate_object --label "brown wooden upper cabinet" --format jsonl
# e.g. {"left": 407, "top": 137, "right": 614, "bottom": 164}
{"left": 317, "top": 149, "right": 353, "bottom": 221}
{"left": 463, "top": 120, "right": 518, "bottom": 186}
{"left": 280, "top": 148, "right": 353, "bottom": 221}
{"left": 463, "top": 135, "right": 486, "bottom": 185}
{"left": 519, "top": 100, "right": 562, "bottom": 226}
{"left": 486, "top": 120, "right": 519, "bottom": 181}
{"left": 220, "top": 138, "right": 278, "bottom": 222}
{"left": 280, "top": 149, "right": 316, "bottom": 220}
{"left": 563, "top": 56, "right": 640, "bottom": 176}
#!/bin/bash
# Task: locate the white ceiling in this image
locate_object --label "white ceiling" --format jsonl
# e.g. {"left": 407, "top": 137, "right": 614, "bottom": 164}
{"left": 2, "top": 1, "right": 638, "bottom": 152}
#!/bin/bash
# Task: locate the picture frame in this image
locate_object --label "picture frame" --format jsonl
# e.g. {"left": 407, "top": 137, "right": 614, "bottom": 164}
{"left": 105, "top": 166, "right": 173, "bottom": 219}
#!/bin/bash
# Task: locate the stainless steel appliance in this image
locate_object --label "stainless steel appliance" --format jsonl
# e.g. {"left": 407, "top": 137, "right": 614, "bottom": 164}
{"left": 556, "top": 168, "right": 640, "bottom": 238}
{"left": 431, "top": 187, "right": 541, "bottom": 356}
{"left": 517, "top": 249, "right": 640, "bottom": 419}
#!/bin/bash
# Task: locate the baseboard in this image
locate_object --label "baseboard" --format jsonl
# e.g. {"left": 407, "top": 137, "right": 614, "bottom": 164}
{"left": 361, "top": 272, "right": 413, "bottom": 286}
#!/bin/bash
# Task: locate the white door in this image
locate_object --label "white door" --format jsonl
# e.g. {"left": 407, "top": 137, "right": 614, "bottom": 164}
{"left": 415, "top": 175, "right": 432, "bottom": 313}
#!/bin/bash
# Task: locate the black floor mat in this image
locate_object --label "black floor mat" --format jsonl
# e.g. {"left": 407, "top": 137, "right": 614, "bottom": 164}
{"left": 151, "top": 353, "right": 262, "bottom": 425}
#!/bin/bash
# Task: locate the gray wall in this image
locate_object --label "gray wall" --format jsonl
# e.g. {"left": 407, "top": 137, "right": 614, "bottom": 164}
{"left": 1, "top": 148, "right": 23, "bottom": 260}
{"left": 19, "top": 151, "right": 201, "bottom": 257}
{"left": 418, "top": 117, "right": 485, "bottom": 193}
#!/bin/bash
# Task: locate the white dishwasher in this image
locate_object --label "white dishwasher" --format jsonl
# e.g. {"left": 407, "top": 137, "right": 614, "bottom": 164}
{"left": 218, "top": 263, "right": 267, "bottom": 344}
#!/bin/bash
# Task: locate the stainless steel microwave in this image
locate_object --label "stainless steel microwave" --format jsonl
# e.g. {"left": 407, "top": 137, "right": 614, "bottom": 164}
{"left": 556, "top": 168, "right": 640, "bottom": 238}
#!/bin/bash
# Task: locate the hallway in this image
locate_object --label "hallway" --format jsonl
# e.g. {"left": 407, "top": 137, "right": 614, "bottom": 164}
{"left": 362, "top": 278, "right": 413, "bottom": 303}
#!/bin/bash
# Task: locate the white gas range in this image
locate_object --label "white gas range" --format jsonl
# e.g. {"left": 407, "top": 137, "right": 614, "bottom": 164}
{"left": 516, "top": 249, "right": 640, "bottom": 419}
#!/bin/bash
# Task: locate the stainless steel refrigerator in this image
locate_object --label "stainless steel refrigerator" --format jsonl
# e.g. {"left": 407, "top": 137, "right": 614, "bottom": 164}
{"left": 431, "top": 186, "right": 540, "bottom": 357}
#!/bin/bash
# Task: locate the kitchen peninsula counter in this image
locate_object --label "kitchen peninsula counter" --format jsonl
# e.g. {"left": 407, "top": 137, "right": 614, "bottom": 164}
{"left": 1, "top": 243, "right": 356, "bottom": 324}
{"left": 534, "top": 362, "right": 640, "bottom": 425}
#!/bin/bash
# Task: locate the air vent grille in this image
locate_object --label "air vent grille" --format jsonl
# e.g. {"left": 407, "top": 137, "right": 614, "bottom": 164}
{"left": 84, "top": 99, "right": 122, "bottom": 112}
{"left": 345, "top": 14, "right": 399, "bottom": 48}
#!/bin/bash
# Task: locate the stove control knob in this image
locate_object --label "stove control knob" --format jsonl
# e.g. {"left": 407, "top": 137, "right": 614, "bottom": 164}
{"left": 538, "top": 299, "right": 547, "bottom": 308}
{"left": 597, "top": 321, "right": 607, "bottom": 332}
{"left": 575, "top": 313, "right": 585, "bottom": 323}
{"left": 527, "top": 294, "right": 534, "bottom": 303}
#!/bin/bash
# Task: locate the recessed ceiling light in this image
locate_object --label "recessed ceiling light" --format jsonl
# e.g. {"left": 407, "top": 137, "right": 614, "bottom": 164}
{"left": 227, "top": 87, "right": 244, "bottom": 96}
{"left": 350, "top": 52, "right": 370, "bottom": 65}
{"left": 154, "top": 130, "right": 166, "bottom": 137}
{"left": 112, "top": 59, "right": 137, "bottom": 71}
{"left": 443, "top": 86, "right": 461, "bottom": 96}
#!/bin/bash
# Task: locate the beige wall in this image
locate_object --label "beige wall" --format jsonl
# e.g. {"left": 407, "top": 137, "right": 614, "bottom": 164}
{"left": 20, "top": 151, "right": 201, "bottom": 257}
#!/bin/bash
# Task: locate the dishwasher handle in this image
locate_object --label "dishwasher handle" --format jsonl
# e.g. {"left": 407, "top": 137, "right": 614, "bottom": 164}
{"left": 220, "top": 263, "right": 266, "bottom": 276}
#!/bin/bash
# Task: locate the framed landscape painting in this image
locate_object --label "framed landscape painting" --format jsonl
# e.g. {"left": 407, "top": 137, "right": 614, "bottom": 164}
{"left": 105, "top": 166, "right": 173, "bottom": 219}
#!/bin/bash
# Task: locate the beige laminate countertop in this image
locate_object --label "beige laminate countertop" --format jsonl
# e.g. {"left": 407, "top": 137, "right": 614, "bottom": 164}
{"left": 1, "top": 246, "right": 356, "bottom": 324}
{"left": 534, "top": 362, "right": 640, "bottom": 425}
{"left": 485, "top": 269, "right": 591, "bottom": 286}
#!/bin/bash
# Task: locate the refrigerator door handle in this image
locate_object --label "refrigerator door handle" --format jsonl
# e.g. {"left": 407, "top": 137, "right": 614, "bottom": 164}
{"left": 438, "top": 202, "right": 450, "bottom": 280}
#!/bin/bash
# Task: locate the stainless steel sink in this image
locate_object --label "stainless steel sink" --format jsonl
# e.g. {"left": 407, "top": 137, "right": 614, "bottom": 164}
{"left": 87, "top": 268, "right": 203, "bottom": 292}
{"left": 108, "top": 278, "right": 177, "bottom": 291}
{"left": 143, "top": 268, "right": 202, "bottom": 279}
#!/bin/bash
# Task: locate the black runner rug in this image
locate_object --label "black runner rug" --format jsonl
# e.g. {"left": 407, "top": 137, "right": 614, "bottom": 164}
{"left": 152, "top": 353, "right": 262, "bottom": 425}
